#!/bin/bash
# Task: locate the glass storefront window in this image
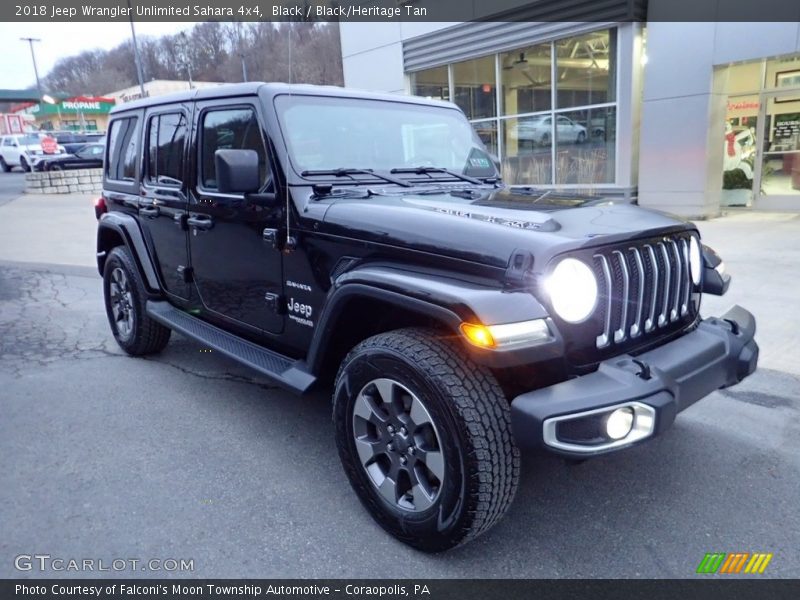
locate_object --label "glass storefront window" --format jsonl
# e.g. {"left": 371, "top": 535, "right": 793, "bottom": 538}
{"left": 500, "top": 43, "right": 552, "bottom": 115}
{"left": 501, "top": 117, "right": 553, "bottom": 185}
{"left": 452, "top": 55, "right": 496, "bottom": 120}
{"left": 407, "top": 27, "right": 619, "bottom": 187}
{"left": 471, "top": 120, "right": 498, "bottom": 158}
{"left": 412, "top": 66, "right": 449, "bottom": 101}
{"left": 555, "top": 29, "right": 616, "bottom": 108}
{"left": 554, "top": 107, "right": 616, "bottom": 184}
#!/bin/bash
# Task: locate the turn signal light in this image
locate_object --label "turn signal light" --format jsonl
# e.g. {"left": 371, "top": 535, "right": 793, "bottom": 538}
{"left": 459, "top": 323, "right": 496, "bottom": 349}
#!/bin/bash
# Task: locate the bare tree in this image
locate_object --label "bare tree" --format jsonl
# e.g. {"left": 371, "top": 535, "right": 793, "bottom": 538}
{"left": 41, "top": 21, "right": 344, "bottom": 95}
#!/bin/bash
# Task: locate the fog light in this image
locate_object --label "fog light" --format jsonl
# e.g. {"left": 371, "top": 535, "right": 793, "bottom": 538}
{"left": 605, "top": 407, "right": 634, "bottom": 440}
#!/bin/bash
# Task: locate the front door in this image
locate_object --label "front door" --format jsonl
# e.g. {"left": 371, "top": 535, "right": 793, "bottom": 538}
{"left": 187, "top": 100, "right": 284, "bottom": 334}
{"left": 753, "top": 88, "right": 800, "bottom": 209}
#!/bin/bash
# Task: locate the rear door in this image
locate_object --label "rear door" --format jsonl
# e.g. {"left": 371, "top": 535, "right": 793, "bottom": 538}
{"left": 139, "top": 106, "right": 192, "bottom": 301}
{"left": 187, "top": 98, "right": 284, "bottom": 334}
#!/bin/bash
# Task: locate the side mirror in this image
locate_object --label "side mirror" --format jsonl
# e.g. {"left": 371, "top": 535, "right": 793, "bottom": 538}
{"left": 701, "top": 245, "right": 731, "bottom": 296}
{"left": 215, "top": 149, "right": 261, "bottom": 194}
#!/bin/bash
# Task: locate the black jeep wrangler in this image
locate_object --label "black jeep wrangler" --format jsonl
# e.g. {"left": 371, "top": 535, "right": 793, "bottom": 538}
{"left": 96, "top": 83, "right": 758, "bottom": 551}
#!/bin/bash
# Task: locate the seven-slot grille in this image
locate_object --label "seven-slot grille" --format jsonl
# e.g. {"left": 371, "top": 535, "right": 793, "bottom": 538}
{"left": 592, "top": 234, "right": 697, "bottom": 349}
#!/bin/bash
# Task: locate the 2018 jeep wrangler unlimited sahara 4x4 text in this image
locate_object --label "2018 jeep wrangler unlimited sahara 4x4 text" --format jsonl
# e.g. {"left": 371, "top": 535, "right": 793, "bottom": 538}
{"left": 96, "top": 83, "right": 758, "bottom": 552}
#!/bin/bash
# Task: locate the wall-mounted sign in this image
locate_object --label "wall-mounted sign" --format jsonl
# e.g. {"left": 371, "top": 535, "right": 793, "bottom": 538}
{"left": 774, "top": 113, "right": 800, "bottom": 139}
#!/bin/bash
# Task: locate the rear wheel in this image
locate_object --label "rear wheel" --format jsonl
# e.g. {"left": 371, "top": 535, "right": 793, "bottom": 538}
{"left": 103, "top": 246, "right": 171, "bottom": 356}
{"left": 333, "top": 328, "right": 520, "bottom": 552}
{"left": 0, "top": 157, "right": 9, "bottom": 172}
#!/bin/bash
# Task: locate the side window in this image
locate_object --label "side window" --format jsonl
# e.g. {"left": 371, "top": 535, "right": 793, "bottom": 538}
{"left": 200, "top": 107, "right": 268, "bottom": 190}
{"left": 146, "top": 112, "right": 187, "bottom": 186}
{"left": 106, "top": 117, "right": 140, "bottom": 182}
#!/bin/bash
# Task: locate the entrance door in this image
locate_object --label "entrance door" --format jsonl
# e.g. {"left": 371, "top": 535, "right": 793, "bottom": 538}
{"left": 187, "top": 100, "right": 284, "bottom": 334}
{"left": 753, "top": 88, "right": 800, "bottom": 209}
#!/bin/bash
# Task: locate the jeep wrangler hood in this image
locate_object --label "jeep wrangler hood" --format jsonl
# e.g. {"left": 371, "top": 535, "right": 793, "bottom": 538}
{"left": 320, "top": 188, "right": 694, "bottom": 270}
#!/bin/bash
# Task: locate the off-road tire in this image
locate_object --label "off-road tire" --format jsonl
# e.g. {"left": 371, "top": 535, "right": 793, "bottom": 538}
{"left": 333, "top": 327, "right": 520, "bottom": 552}
{"left": 0, "top": 157, "right": 10, "bottom": 172}
{"left": 20, "top": 156, "right": 31, "bottom": 172}
{"left": 103, "top": 245, "right": 171, "bottom": 356}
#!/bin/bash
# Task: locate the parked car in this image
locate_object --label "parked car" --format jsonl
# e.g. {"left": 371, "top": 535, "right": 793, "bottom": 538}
{"left": 35, "top": 143, "right": 105, "bottom": 172}
{"left": 51, "top": 131, "right": 105, "bottom": 154}
{"left": 509, "top": 114, "right": 587, "bottom": 145}
{"left": 0, "top": 133, "right": 66, "bottom": 172}
{"left": 95, "top": 83, "right": 758, "bottom": 552}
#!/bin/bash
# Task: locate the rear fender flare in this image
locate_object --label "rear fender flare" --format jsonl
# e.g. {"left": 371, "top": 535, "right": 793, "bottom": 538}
{"left": 97, "top": 212, "right": 161, "bottom": 294}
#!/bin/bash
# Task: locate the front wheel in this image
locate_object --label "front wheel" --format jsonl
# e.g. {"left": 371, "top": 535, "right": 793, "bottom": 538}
{"left": 20, "top": 156, "right": 31, "bottom": 172}
{"left": 333, "top": 328, "right": 520, "bottom": 552}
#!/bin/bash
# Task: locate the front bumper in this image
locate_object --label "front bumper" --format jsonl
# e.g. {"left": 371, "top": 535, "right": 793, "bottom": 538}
{"left": 510, "top": 305, "right": 758, "bottom": 457}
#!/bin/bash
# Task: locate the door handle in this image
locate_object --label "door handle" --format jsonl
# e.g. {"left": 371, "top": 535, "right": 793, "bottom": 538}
{"left": 187, "top": 215, "right": 214, "bottom": 230}
{"left": 139, "top": 206, "right": 160, "bottom": 218}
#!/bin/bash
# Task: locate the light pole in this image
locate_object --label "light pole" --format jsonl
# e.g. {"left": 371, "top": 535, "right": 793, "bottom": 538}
{"left": 42, "top": 94, "right": 61, "bottom": 131}
{"left": 125, "top": 0, "right": 147, "bottom": 98}
{"left": 20, "top": 37, "right": 43, "bottom": 100}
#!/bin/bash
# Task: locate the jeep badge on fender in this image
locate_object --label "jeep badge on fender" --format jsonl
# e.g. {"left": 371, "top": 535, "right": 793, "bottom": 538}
{"left": 95, "top": 82, "right": 758, "bottom": 552}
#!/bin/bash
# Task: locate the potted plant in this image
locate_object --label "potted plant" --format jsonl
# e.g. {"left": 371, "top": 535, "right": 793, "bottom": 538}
{"left": 721, "top": 165, "right": 753, "bottom": 207}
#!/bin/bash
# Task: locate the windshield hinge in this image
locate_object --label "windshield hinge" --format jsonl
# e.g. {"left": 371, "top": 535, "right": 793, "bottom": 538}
{"left": 504, "top": 249, "right": 534, "bottom": 289}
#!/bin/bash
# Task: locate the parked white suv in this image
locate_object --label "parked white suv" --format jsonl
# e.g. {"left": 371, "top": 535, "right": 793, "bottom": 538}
{"left": 0, "top": 134, "right": 66, "bottom": 172}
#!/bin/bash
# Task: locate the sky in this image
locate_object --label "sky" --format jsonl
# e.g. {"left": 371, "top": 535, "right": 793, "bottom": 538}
{"left": 0, "top": 22, "right": 197, "bottom": 90}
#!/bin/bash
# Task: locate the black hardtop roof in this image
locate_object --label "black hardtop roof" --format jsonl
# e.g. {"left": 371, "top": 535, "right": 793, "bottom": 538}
{"left": 110, "top": 82, "right": 458, "bottom": 115}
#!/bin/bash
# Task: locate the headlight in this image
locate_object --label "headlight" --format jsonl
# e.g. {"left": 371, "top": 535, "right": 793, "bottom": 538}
{"left": 689, "top": 236, "right": 702, "bottom": 285}
{"left": 545, "top": 258, "right": 598, "bottom": 323}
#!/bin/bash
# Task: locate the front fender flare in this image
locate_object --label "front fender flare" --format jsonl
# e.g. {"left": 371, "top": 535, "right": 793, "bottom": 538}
{"left": 306, "top": 265, "right": 554, "bottom": 374}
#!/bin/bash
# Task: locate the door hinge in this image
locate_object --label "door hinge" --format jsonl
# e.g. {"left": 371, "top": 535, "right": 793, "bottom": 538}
{"left": 173, "top": 213, "right": 188, "bottom": 230}
{"left": 262, "top": 228, "right": 279, "bottom": 248}
{"left": 264, "top": 292, "right": 285, "bottom": 314}
{"left": 177, "top": 265, "right": 193, "bottom": 283}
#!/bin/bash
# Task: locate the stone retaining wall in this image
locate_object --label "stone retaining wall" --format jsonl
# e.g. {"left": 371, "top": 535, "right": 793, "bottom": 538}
{"left": 25, "top": 169, "right": 103, "bottom": 194}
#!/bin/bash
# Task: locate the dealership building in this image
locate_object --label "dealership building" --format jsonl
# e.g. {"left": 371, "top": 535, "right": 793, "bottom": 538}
{"left": 339, "top": 4, "right": 800, "bottom": 216}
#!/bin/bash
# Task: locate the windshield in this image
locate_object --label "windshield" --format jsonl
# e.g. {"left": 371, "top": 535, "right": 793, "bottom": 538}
{"left": 18, "top": 135, "right": 42, "bottom": 145}
{"left": 274, "top": 95, "right": 496, "bottom": 179}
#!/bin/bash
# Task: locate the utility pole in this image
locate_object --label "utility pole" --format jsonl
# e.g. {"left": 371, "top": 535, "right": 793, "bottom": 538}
{"left": 178, "top": 31, "right": 194, "bottom": 89}
{"left": 125, "top": 0, "right": 147, "bottom": 98}
{"left": 235, "top": 23, "right": 248, "bottom": 82}
{"left": 20, "top": 37, "right": 43, "bottom": 100}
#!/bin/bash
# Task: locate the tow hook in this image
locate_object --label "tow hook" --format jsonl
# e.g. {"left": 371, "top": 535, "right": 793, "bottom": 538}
{"left": 632, "top": 359, "right": 652, "bottom": 380}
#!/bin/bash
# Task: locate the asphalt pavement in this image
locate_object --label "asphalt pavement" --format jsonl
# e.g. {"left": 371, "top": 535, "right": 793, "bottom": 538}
{"left": 0, "top": 188, "right": 798, "bottom": 578}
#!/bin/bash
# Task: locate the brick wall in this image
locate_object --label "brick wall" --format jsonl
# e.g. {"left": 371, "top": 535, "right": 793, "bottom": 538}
{"left": 25, "top": 169, "right": 103, "bottom": 194}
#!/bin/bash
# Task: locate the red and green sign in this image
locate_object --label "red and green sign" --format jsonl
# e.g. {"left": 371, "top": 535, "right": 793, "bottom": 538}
{"left": 13, "top": 96, "right": 115, "bottom": 116}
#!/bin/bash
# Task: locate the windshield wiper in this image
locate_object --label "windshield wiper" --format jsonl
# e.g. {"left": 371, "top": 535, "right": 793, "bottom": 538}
{"left": 389, "top": 166, "right": 482, "bottom": 185}
{"left": 301, "top": 168, "right": 411, "bottom": 188}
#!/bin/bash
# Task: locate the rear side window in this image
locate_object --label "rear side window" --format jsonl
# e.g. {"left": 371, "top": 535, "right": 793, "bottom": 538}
{"left": 200, "top": 107, "right": 268, "bottom": 190}
{"left": 106, "top": 117, "right": 140, "bottom": 181}
{"left": 146, "top": 112, "right": 187, "bottom": 186}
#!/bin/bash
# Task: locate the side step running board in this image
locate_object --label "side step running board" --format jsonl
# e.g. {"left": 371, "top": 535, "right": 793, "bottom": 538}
{"left": 146, "top": 300, "right": 316, "bottom": 394}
